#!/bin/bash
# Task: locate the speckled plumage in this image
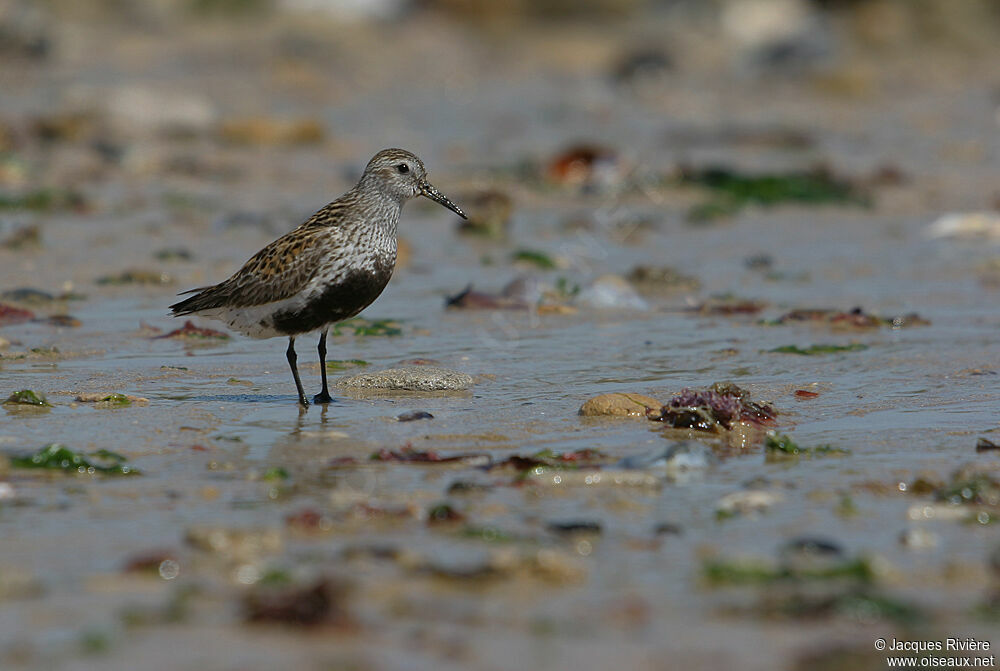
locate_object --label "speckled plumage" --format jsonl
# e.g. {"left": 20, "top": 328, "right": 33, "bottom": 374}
{"left": 170, "top": 148, "right": 466, "bottom": 406}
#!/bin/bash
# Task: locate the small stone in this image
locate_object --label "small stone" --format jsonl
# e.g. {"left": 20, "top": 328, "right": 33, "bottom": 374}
{"left": 716, "top": 490, "right": 783, "bottom": 517}
{"left": 575, "top": 275, "right": 649, "bottom": 311}
{"left": 618, "top": 441, "right": 715, "bottom": 476}
{"left": 337, "top": 366, "right": 473, "bottom": 392}
{"left": 579, "top": 392, "right": 661, "bottom": 417}
{"left": 899, "top": 528, "right": 938, "bottom": 550}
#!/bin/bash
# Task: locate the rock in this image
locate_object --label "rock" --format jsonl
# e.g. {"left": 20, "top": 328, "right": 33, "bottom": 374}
{"left": 579, "top": 392, "right": 661, "bottom": 417}
{"left": 575, "top": 275, "right": 648, "bottom": 311}
{"left": 618, "top": 441, "right": 715, "bottom": 476}
{"left": 626, "top": 265, "right": 700, "bottom": 295}
{"left": 337, "top": 366, "right": 473, "bottom": 392}
{"left": 75, "top": 392, "right": 149, "bottom": 407}
{"left": 925, "top": 212, "right": 1000, "bottom": 240}
{"left": 899, "top": 528, "right": 938, "bottom": 550}
{"left": 716, "top": 489, "right": 783, "bottom": 517}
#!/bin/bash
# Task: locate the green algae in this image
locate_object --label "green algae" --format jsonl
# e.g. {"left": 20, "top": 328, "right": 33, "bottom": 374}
{"left": 702, "top": 556, "right": 874, "bottom": 586}
{"left": 326, "top": 359, "right": 370, "bottom": 370}
{"left": 331, "top": 318, "right": 402, "bottom": 337}
{"left": 765, "top": 434, "right": 850, "bottom": 458}
{"left": 4, "top": 389, "right": 52, "bottom": 407}
{"left": 681, "top": 166, "right": 868, "bottom": 223}
{"left": 511, "top": 249, "right": 556, "bottom": 269}
{"left": 10, "top": 444, "right": 139, "bottom": 475}
{"left": 99, "top": 394, "right": 131, "bottom": 407}
{"left": 768, "top": 343, "right": 868, "bottom": 355}
{"left": 0, "top": 188, "right": 86, "bottom": 212}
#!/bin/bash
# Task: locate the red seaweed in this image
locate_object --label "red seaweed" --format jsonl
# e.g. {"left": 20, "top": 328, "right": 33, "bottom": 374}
{"left": 0, "top": 303, "right": 34, "bottom": 326}
{"left": 155, "top": 320, "right": 230, "bottom": 340}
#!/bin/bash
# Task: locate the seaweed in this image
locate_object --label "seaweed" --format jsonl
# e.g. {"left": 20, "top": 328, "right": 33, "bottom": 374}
{"left": 765, "top": 434, "right": 850, "bottom": 458}
{"left": 445, "top": 285, "right": 529, "bottom": 310}
{"left": 511, "top": 249, "right": 556, "bottom": 269}
{"left": 370, "top": 446, "right": 491, "bottom": 467}
{"left": 768, "top": 343, "right": 868, "bottom": 355}
{"left": 490, "top": 448, "right": 608, "bottom": 472}
{"left": 397, "top": 411, "right": 433, "bottom": 422}
{"left": 99, "top": 393, "right": 131, "bottom": 407}
{"left": 96, "top": 269, "right": 172, "bottom": 286}
{"left": 648, "top": 383, "right": 776, "bottom": 431}
{"left": 325, "top": 359, "right": 369, "bottom": 370}
{"left": 0, "top": 303, "right": 34, "bottom": 326}
{"left": 10, "top": 444, "right": 139, "bottom": 475}
{"left": 0, "top": 187, "right": 87, "bottom": 212}
{"left": 690, "top": 296, "right": 767, "bottom": 315}
{"left": 242, "top": 577, "right": 351, "bottom": 628}
{"left": 155, "top": 321, "right": 230, "bottom": 340}
{"left": 330, "top": 317, "right": 402, "bottom": 337}
{"left": 427, "top": 503, "right": 465, "bottom": 525}
{"left": 4, "top": 389, "right": 52, "bottom": 406}
{"left": 976, "top": 438, "right": 999, "bottom": 453}
{"left": 680, "top": 165, "right": 868, "bottom": 222}
{"left": 767, "top": 307, "right": 930, "bottom": 330}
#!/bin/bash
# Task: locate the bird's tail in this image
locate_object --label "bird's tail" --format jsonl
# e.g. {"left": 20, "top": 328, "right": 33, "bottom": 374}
{"left": 169, "top": 285, "right": 226, "bottom": 316}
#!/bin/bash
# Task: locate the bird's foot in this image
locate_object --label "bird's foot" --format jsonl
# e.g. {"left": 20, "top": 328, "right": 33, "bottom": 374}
{"left": 297, "top": 395, "right": 310, "bottom": 407}
{"left": 313, "top": 391, "right": 334, "bottom": 404}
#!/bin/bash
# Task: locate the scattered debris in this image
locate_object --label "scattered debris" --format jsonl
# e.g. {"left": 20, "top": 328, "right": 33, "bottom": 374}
{"left": 765, "top": 307, "right": 929, "bottom": 329}
{"left": 397, "top": 411, "right": 434, "bottom": 422}
{"left": 370, "top": 446, "right": 489, "bottom": 467}
{"left": 96, "top": 269, "right": 172, "bottom": 286}
{"left": 546, "top": 144, "right": 626, "bottom": 192}
{"left": 445, "top": 284, "right": 529, "bottom": 310}
{"left": 626, "top": 265, "right": 700, "bottom": 295}
{"left": 768, "top": 343, "right": 868, "bottom": 355}
{"left": 243, "top": 576, "right": 352, "bottom": 628}
{"left": 976, "top": 438, "right": 999, "bottom": 453}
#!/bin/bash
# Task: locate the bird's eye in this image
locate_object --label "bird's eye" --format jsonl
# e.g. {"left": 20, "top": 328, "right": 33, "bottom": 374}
{"left": 396, "top": 163, "right": 409, "bottom": 174}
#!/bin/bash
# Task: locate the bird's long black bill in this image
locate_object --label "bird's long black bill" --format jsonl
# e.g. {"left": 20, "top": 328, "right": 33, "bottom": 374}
{"left": 420, "top": 181, "right": 467, "bottom": 219}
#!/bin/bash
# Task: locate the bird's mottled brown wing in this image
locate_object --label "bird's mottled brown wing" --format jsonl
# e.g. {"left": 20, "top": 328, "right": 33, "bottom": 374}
{"left": 170, "top": 225, "right": 335, "bottom": 314}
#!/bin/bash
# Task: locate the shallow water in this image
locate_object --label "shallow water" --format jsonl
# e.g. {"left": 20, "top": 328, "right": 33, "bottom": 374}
{"left": 2, "top": 7, "right": 1000, "bottom": 671}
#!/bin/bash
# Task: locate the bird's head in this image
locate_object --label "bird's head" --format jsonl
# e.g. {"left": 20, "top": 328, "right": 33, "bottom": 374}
{"left": 361, "top": 148, "right": 466, "bottom": 218}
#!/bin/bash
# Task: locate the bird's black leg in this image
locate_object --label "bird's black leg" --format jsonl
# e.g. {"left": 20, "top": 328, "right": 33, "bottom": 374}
{"left": 286, "top": 336, "right": 308, "bottom": 406}
{"left": 313, "top": 329, "right": 334, "bottom": 404}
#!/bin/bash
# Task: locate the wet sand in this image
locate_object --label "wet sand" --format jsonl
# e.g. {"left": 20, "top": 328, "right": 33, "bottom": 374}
{"left": 1, "top": 4, "right": 1000, "bottom": 670}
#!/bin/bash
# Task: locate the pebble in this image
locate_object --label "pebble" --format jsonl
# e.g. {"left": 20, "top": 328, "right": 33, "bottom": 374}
{"left": 716, "top": 489, "right": 783, "bottom": 517}
{"left": 337, "top": 366, "right": 474, "bottom": 392}
{"left": 899, "top": 527, "right": 939, "bottom": 550}
{"left": 618, "top": 442, "right": 715, "bottom": 478}
{"left": 575, "top": 275, "right": 649, "bottom": 311}
{"left": 579, "top": 392, "right": 661, "bottom": 417}
{"left": 925, "top": 212, "right": 1000, "bottom": 240}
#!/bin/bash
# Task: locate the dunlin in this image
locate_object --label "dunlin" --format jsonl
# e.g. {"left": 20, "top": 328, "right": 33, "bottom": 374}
{"left": 170, "top": 148, "right": 466, "bottom": 406}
